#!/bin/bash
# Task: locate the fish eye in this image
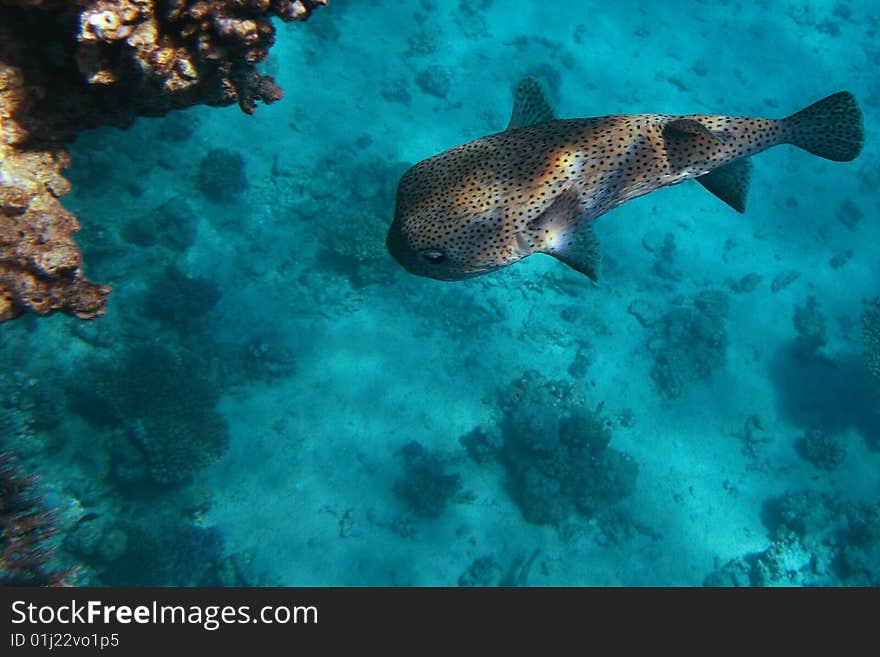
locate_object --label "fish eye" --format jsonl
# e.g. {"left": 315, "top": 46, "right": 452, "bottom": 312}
{"left": 421, "top": 249, "right": 446, "bottom": 264}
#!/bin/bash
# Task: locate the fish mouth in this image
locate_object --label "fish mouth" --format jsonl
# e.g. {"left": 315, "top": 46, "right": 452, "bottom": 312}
{"left": 385, "top": 221, "right": 411, "bottom": 267}
{"left": 385, "top": 222, "right": 433, "bottom": 277}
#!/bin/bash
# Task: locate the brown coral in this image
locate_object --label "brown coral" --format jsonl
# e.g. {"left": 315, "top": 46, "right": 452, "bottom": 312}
{"left": 0, "top": 452, "right": 78, "bottom": 586}
{"left": 0, "top": 0, "right": 326, "bottom": 323}
{"left": 0, "top": 65, "right": 111, "bottom": 322}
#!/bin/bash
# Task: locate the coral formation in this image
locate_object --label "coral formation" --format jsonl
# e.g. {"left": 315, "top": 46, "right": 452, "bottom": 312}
{"left": 0, "top": 135, "right": 111, "bottom": 322}
{"left": 65, "top": 496, "right": 248, "bottom": 586}
{"left": 457, "top": 555, "right": 501, "bottom": 586}
{"left": 792, "top": 295, "right": 827, "bottom": 359}
{"left": 195, "top": 148, "right": 249, "bottom": 203}
{"left": 794, "top": 427, "right": 845, "bottom": 471}
{"left": 456, "top": 550, "right": 542, "bottom": 587}
{"left": 298, "top": 154, "right": 407, "bottom": 290}
{"left": 648, "top": 232, "right": 682, "bottom": 281}
{"left": 770, "top": 269, "right": 800, "bottom": 293}
{"left": 0, "top": 367, "right": 64, "bottom": 454}
{"left": 489, "top": 371, "right": 637, "bottom": 526}
{"left": 459, "top": 427, "right": 502, "bottom": 464}
{"left": 862, "top": 297, "right": 880, "bottom": 383}
{"left": 226, "top": 333, "right": 296, "bottom": 385}
{"left": 393, "top": 441, "right": 462, "bottom": 518}
{"left": 0, "top": 452, "right": 76, "bottom": 586}
{"left": 121, "top": 197, "right": 199, "bottom": 250}
{"left": 706, "top": 491, "right": 880, "bottom": 586}
{"left": 648, "top": 290, "right": 730, "bottom": 399}
{"left": 729, "top": 272, "right": 763, "bottom": 294}
{"left": 0, "top": 0, "right": 325, "bottom": 323}
{"left": 68, "top": 342, "right": 229, "bottom": 485}
{"left": 415, "top": 65, "right": 451, "bottom": 99}
{"left": 103, "top": 520, "right": 227, "bottom": 586}
{"left": 141, "top": 264, "right": 222, "bottom": 333}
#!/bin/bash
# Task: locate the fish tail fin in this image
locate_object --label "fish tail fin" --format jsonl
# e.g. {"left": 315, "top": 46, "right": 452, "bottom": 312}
{"left": 783, "top": 91, "right": 864, "bottom": 162}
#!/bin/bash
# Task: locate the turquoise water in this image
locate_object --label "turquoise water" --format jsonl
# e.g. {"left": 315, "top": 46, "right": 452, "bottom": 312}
{"left": 2, "top": 0, "right": 878, "bottom": 586}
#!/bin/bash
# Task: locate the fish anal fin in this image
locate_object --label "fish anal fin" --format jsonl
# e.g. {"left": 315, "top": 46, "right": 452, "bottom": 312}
{"left": 550, "top": 223, "right": 602, "bottom": 283}
{"left": 696, "top": 158, "right": 752, "bottom": 213}
{"left": 507, "top": 77, "right": 556, "bottom": 130}
{"left": 527, "top": 188, "right": 601, "bottom": 283}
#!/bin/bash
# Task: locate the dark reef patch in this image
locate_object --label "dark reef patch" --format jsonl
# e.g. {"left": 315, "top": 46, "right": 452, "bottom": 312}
{"left": 707, "top": 491, "right": 880, "bottom": 586}
{"left": 141, "top": 265, "right": 222, "bottom": 335}
{"left": 393, "top": 441, "right": 462, "bottom": 518}
{"left": 769, "top": 345, "right": 880, "bottom": 451}
{"left": 463, "top": 371, "right": 637, "bottom": 527}
{"left": 195, "top": 148, "right": 250, "bottom": 204}
{"left": 67, "top": 342, "right": 229, "bottom": 486}
{"left": 122, "top": 197, "right": 199, "bottom": 252}
{"left": 647, "top": 290, "right": 730, "bottom": 399}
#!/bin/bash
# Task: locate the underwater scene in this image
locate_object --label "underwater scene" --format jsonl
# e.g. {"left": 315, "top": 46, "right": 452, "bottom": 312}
{"left": 1, "top": 0, "right": 878, "bottom": 587}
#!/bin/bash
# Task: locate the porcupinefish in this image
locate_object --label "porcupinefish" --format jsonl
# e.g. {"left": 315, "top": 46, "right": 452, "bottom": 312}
{"left": 386, "top": 78, "right": 863, "bottom": 282}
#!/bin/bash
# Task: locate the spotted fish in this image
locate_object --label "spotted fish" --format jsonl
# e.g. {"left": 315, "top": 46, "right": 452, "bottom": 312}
{"left": 386, "top": 78, "right": 863, "bottom": 282}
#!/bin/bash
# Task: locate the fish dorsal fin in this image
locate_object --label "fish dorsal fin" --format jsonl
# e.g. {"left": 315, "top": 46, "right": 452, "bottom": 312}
{"left": 507, "top": 77, "right": 556, "bottom": 130}
{"left": 662, "top": 118, "right": 725, "bottom": 170}
{"left": 525, "top": 188, "right": 601, "bottom": 282}
{"left": 695, "top": 158, "right": 752, "bottom": 213}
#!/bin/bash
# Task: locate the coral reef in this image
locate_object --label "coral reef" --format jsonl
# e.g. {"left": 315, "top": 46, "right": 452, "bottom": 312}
{"left": 393, "top": 441, "right": 462, "bottom": 518}
{"left": 770, "top": 269, "right": 800, "bottom": 293}
{"left": 794, "top": 427, "right": 845, "bottom": 471}
{"left": 65, "top": 495, "right": 251, "bottom": 585}
{"left": 102, "top": 520, "right": 227, "bottom": 586}
{"left": 729, "top": 272, "right": 763, "bottom": 294}
{"left": 489, "top": 371, "right": 637, "bottom": 526}
{"left": 121, "top": 197, "right": 199, "bottom": 250}
{"left": 64, "top": 513, "right": 130, "bottom": 571}
{"left": 415, "top": 65, "right": 451, "bottom": 99}
{"left": 195, "top": 148, "right": 249, "bottom": 203}
{"left": 141, "top": 264, "right": 222, "bottom": 333}
{"left": 0, "top": 0, "right": 325, "bottom": 323}
{"left": 68, "top": 342, "right": 229, "bottom": 485}
{"left": 0, "top": 367, "right": 65, "bottom": 455}
{"left": 224, "top": 333, "right": 296, "bottom": 385}
{"left": 298, "top": 154, "right": 407, "bottom": 290}
{"left": 497, "top": 549, "right": 541, "bottom": 586}
{"left": 0, "top": 135, "right": 111, "bottom": 322}
{"left": 646, "top": 232, "right": 682, "bottom": 282}
{"left": 457, "top": 550, "right": 542, "bottom": 587}
{"left": 648, "top": 290, "right": 730, "bottom": 399}
{"left": 3, "top": 1, "right": 326, "bottom": 131}
{"left": 862, "top": 297, "right": 880, "bottom": 383}
{"left": 0, "top": 452, "right": 76, "bottom": 586}
{"left": 706, "top": 491, "right": 880, "bottom": 586}
{"left": 792, "top": 295, "right": 827, "bottom": 359}
{"left": 457, "top": 555, "right": 501, "bottom": 586}
{"left": 459, "top": 427, "right": 502, "bottom": 464}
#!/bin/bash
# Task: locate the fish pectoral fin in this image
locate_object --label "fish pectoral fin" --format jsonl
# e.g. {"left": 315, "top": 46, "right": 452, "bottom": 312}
{"left": 507, "top": 77, "right": 556, "bottom": 130}
{"left": 528, "top": 188, "right": 602, "bottom": 283}
{"left": 545, "top": 221, "right": 602, "bottom": 284}
{"left": 662, "top": 118, "right": 725, "bottom": 170}
{"left": 695, "top": 158, "right": 752, "bottom": 213}
{"left": 526, "top": 186, "right": 581, "bottom": 232}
